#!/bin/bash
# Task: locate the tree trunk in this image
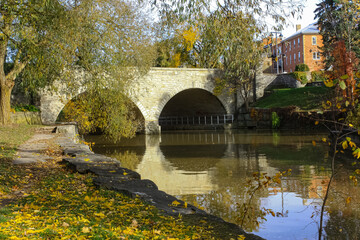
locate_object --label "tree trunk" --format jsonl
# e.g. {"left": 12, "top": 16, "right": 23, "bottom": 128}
{"left": 234, "top": 83, "right": 239, "bottom": 118}
{"left": 244, "top": 98, "right": 249, "bottom": 112}
{"left": 0, "top": 83, "right": 13, "bottom": 125}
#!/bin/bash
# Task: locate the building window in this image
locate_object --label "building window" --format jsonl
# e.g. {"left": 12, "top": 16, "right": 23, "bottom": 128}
{"left": 290, "top": 55, "right": 291, "bottom": 64}
{"left": 298, "top": 52, "right": 301, "bottom": 61}
{"left": 313, "top": 52, "right": 321, "bottom": 60}
{"left": 298, "top": 38, "right": 300, "bottom": 47}
{"left": 294, "top": 39, "right": 295, "bottom": 48}
{"left": 286, "top": 56, "right": 288, "bottom": 65}
{"left": 289, "top": 42, "right": 291, "bottom": 51}
{"left": 312, "top": 36, "right": 317, "bottom": 45}
{"left": 294, "top": 53, "right": 296, "bottom": 63}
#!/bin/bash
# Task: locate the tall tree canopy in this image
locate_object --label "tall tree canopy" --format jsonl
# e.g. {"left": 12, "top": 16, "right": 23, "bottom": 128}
{"left": 206, "top": 10, "right": 262, "bottom": 111}
{"left": 315, "top": 0, "right": 360, "bottom": 70}
{"left": 152, "top": 0, "right": 304, "bottom": 30}
{"left": 315, "top": 0, "right": 360, "bottom": 103}
{"left": 1, "top": 0, "right": 154, "bottom": 140}
{"left": 152, "top": 0, "right": 303, "bottom": 113}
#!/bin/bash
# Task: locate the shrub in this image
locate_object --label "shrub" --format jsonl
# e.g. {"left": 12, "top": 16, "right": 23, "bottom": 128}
{"left": 291, "top": 71, "right": 308, "bottom": 84}
{"left": 295, "top": 63, "right": 310, "bottom": 72}
{"left": 271, "top": 112, "right": 280, "bottom": 129}
{"left": 311, "top": 71, "right": 326, "bottom": 82}
{"left": 13, "top": 105, "right": 40, "bottom": 112}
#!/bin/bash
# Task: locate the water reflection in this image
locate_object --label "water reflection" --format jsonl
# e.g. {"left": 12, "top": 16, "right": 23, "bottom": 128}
{"left": 86, "top": 130, "right": 360, "bottom": 239}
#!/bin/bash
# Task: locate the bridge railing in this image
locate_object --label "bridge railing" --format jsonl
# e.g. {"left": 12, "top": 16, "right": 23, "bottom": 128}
{"left": 159, "top": 114, "right": 234, "bottom": 126}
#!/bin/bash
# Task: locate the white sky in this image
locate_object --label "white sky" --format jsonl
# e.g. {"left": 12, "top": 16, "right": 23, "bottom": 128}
{"left": 281, "top": 0, "right": 322, "bottom": 38}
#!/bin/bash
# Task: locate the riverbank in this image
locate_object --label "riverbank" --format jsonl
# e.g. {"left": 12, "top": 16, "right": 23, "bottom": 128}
{"left": 0, "top": 125, "right": 262, "bottom": 239}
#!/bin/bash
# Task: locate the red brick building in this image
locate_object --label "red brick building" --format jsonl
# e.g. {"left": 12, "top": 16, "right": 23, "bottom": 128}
{"left": 271, "top": 23, "right": 325, "bottom": 73}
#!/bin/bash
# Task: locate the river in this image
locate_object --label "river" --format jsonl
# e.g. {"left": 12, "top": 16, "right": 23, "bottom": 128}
{"left": 85, "top": 130, "right": 360, "bottom": 240}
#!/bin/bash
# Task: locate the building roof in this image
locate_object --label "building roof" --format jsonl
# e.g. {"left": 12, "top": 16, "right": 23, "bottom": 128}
{"left": 284, "top": 22, "right": 319, "bottom": 40}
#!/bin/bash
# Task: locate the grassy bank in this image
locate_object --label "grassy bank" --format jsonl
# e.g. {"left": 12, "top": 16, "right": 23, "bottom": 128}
{"left": 0, "top": 125, "right": 39, "bottom": 196}
{"left": 0, "top": 125, "right": 247, "bottom": 239}
{"left": 253, "top": 87, "right": 332, "bottom": 110}
{"left": 0, "top": 125, "right": 39, "bottom": 159}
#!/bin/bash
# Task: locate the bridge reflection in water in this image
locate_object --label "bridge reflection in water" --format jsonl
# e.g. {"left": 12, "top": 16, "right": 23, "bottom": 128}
{"left": 159, "top": 114, "right": 234, "bottom": 126}
{"left": 87, "top": 130, "right": 360, "bottom": 240}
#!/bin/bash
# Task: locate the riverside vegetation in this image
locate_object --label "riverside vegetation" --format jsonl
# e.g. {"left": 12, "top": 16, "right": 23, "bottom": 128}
{"left": 0, "top": 125, "right": 250, "bottom": 239}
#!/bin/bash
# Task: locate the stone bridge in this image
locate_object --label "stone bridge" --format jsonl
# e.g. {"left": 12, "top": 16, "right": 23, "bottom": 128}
{"left": 40, "top": 67, "right": 275, "bottom": 134}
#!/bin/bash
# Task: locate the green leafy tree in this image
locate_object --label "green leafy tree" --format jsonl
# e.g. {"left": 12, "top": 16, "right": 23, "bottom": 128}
{"left": 155, "top": 9, "right": 263, "bottom": 111}
{"left": 154, "top": 24, "right": 199, "bottom": 68}
{"left": 205, "top": 10, "right": 263, "bottom": 112}
{"left": 151, "top": 0, "right": 304, "bottom": 30}
{"left": 152, "top": 0, "right": 304, "bottom": 112}
{"left": 1, "top": 0, "right": 154, "bottom": 140}
{"left": 0, "top": 0, "right": 69, "bottom": 125}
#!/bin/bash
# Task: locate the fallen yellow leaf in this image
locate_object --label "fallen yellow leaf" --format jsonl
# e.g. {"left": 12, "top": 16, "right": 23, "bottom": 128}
{"left": 62, "top": 222, "right": 69, "bottom": 227}
{"left": 171, "top": 200, "right": 181, "bottom": 207}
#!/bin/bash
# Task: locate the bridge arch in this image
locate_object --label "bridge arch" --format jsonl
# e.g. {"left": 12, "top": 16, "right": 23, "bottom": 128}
{"left": 158, "top": 88, "right": 227, "bottom": 117}
{"left": 41, "top": 85, "right": 148, "bottom": 130}
{"left": 155, "top": 87, "right": 231, "bottom": 121}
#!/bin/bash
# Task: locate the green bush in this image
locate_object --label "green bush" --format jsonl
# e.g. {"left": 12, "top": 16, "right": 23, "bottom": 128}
{"left": 271, "top": 112, "right": 280, "bottom": 129}
{"left": 291, "top": 71, "right": 308, "bottom": 84}
{"left": 295, "top": 63, "right": 310, "bottom": 72}
{"left": 13, "top": 105, "right": 40, "bottom": 112}
{"left": 311, "top": 71, "right": 326, "bottom": 82}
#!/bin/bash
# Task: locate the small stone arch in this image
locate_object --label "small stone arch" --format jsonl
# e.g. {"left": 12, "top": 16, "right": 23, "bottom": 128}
{"left": 40, "top": 87, "right": 148, "bottom": 125}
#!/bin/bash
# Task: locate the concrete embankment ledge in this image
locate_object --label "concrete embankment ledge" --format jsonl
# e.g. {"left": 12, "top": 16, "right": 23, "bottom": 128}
{"left": 16, "top": 126, "right": 264, "bottom": 240}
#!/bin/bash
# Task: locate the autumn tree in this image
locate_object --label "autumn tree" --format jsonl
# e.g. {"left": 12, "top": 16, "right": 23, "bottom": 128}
{"left": 310, "top": 2, "right": 360, "bottom": 238}
{"left": 314, "top": 0, "right": 360, "bottom": 110}
{"left": 58, "top": 0, "right": 155, "bottom": 141}
{"left": 204, "top": 10, "right": 263, "bottom": 111}
{"left": 315, "top": 0, "right": 360, "bottom": 69}
{"left": 154, "top": 23, "right": 199, "bottom": 68}
{"left": 1, "top": 0, "right": 154, "bottom": 139}
{"left": 152, "top": 0, "right": 303, "bottom": 113}
{"left": 151, "top": 0, "right": 304, "bottom": 31}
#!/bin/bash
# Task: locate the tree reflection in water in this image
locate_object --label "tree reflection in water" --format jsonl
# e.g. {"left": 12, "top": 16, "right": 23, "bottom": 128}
{"left": 86, "top": 130, "right": 360, "bottom": 239}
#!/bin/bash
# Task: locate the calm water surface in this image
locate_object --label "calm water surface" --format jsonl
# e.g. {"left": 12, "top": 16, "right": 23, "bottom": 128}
{"left": 86, "top": 130, "right": 360, "bottom": 240}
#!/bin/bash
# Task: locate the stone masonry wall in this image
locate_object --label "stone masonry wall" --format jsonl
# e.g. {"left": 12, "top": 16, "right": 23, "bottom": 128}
{"left": 39, "top": 67, "right": 280, "bottom": 133}
{"left": 10, "top": 112, "right": 42, "bottom": 125}
{"left": 40, "top": 68, "right": 236, "bottom": 134}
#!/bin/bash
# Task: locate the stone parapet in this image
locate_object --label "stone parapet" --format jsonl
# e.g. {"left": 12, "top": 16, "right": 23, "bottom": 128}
{"left": 11, "top": 112, "right": 42, "bottom": 125}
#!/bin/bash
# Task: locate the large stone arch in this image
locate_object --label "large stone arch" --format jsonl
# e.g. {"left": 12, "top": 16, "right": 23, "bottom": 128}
{"left": 154, "top": 87, "right": 231, "bottom": 121}
{"left": 157, "top": 88, "right": 228, "bottom": 119}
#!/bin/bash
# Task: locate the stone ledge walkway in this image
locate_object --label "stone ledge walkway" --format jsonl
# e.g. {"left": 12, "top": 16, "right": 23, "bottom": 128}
{"left": 14, "top": 128, "right": 58, "bottom": 165}
{"left": 15, "top": 127, "right": 263, "bottom": 240}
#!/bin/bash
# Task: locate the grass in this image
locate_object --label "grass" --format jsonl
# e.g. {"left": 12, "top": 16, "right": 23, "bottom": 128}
{"left": 0, "top": 124, "right": 40, "bottom": 195}
{"left": 253, "top": 87, "right": 332, "bottom": 110}
{"left": 0, "top": 125, "right": 248, "bottom": 239}
{"left": 0, "top": 124, "right": 39, "bottom": 159}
